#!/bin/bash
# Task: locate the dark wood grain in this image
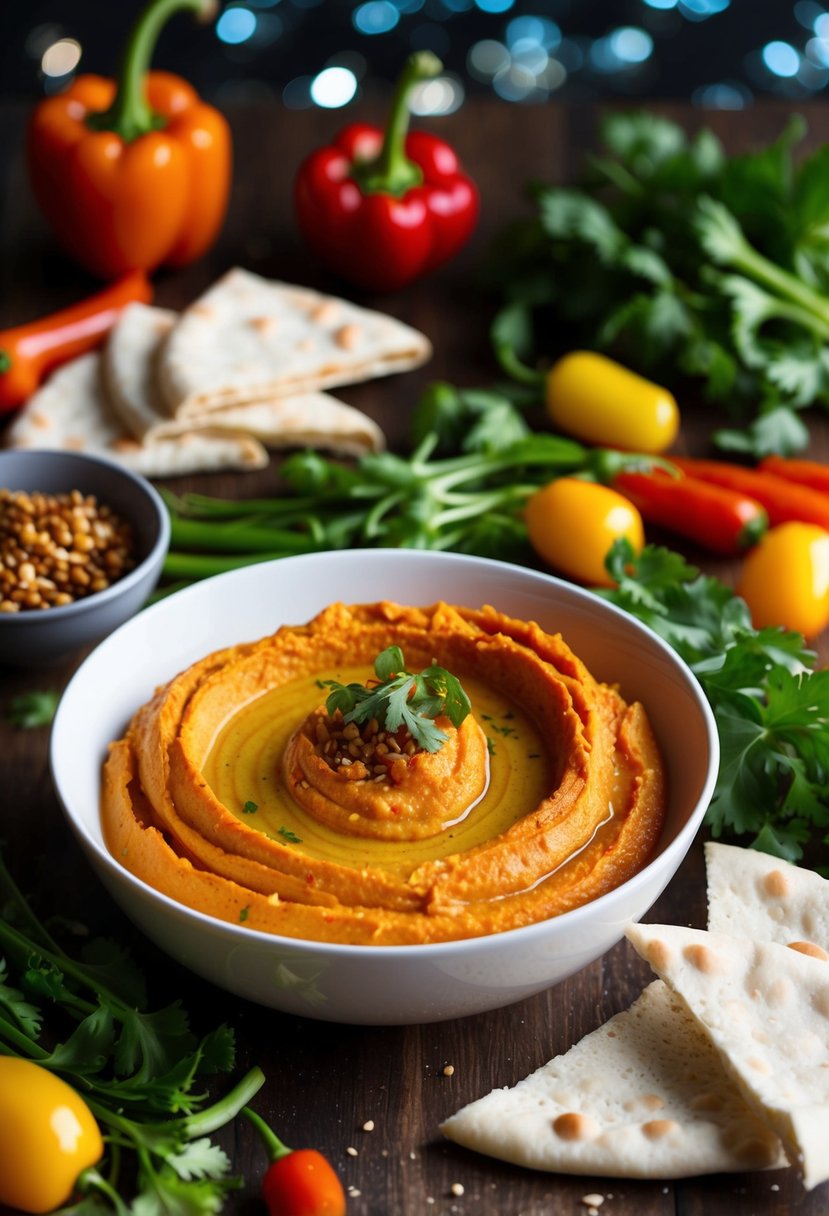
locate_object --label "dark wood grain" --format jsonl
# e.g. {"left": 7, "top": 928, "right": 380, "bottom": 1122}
{"left": 2, "top": 96, "right": 828, "bottom": 1216}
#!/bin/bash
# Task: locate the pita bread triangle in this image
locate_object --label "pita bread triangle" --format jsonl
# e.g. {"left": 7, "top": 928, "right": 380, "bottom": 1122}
{"left": 103, "top": 301, "right": 386, "bottom": 456}
{"left": 705, "top": 840, "right": 829, "bottom": 959}
{"left": 440, "top": 978, "right": 785, "bottom": 1178}
{"left": 4, "top": 352, "right": 268, "bottom": 477}
{"left": 158, "top": 268, "right": 432, "bottom": 418}
{"left": 626, "top": 920, "right": 829, "bottom": 1190}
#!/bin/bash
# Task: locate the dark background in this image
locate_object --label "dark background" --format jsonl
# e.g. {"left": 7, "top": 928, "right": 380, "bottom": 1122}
{"left": 2, "top": 0, "right": 827, "bottom": 112}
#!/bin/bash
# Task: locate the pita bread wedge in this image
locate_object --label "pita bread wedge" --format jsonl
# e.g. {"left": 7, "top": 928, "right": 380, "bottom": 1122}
{"left": 626, "top": 921, "right": 829, "bottom": 1190}
{"left": 103, "top": 301, "right": 386, "bottom": 456}
{"left": 158, "top": 268, "right": 432, "bottom": 418}
{"left": 4, "top": 353, "right": 268, "bottom": 477}
{"left": 706, "top": 841, "right": 829, "bottom": 960}
{"left": 441, "top": 980, "right": 785, "bottom": 1178}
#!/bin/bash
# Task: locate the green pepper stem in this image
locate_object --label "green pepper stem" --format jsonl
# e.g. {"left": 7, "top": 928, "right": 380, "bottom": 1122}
{"left": 353, "top": 51, "right": 442, "bottom": 196}
{"left": 87, "top": 0, "right": 216, "bottom": 142}
{"left": 243, "top": 1106, "right": 293, "bottom": 1161}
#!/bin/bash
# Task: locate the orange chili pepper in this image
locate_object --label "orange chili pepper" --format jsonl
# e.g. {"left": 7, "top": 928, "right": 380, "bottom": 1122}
{"left": 26, "top": 0, "right": 231, "bottom": 280}
{"left": 0, "top": 272, "right": 152, "bottom": 412}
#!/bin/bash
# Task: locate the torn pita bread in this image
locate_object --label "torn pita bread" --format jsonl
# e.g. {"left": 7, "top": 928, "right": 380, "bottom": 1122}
{"left": 626, "top": 921, "right": 829, "bottom": 1190}
{"left": 158, "top": 268, "right": 432, "bottom": 418}
{"left": 441, "top": 980, "right": 785, "bottom": 1178}
{"left": 706, "top": 841, "right": 829, "bottom": 960}
{"left": 103, "top": 301, "right": 386, "bottom": 456}
{"left": 4, "top": 352, "right": 268, "bottom": 477}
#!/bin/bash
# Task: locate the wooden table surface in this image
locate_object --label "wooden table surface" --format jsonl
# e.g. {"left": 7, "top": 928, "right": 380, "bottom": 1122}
{"left": 2, "top": 93, "right": 829, "bottom": 1216}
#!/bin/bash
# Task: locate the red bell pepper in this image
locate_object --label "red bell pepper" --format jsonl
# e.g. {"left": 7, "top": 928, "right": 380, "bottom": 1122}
{"left": 293, "top": 52, "right": 478, "bottom": 293}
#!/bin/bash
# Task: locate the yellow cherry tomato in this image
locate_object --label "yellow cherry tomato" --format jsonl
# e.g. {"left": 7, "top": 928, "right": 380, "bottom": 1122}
{"left": 525, "top": 477, "right": 645, "bottom": 587}
{"left": 0, "top": 1057, "right": 104, "bottom": 1213}
{"left": 545, "top": 350, "right": 680, "bottom": 453}
{"left": 736, "top": 522, "right": 829, "bottom": 638}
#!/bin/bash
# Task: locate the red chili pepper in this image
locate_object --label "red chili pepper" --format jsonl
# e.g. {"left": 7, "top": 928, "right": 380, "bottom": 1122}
{"left": 613, "top": 467, "right": 768, "bottom": 556}
{"left": 244, "top": 1108, "right": 347, "bottom": 1216}
{"left": 0, "top": 272, "right": 152, "bottom": 413}
{"left": 671, "top": 456, "right": 829, "bottom": 531}
{"left": 758, "top": 454, "right": 829, "bottom": 495}
{"left": 293, "top": 52, "right": 478, "bottom": 293}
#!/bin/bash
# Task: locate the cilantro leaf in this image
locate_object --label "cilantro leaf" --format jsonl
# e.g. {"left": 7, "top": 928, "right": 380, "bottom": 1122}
{"left": 0, "top": 957, "right": 41, "bottom": 1038}
{"left": 6, "top": 690, "right": 60, "bottom": 729}
{"left": 601, "top": 540, "right": 829, "bottom": 862}
{"left": 324, "top": 647, "right": 472, "bottom": 753}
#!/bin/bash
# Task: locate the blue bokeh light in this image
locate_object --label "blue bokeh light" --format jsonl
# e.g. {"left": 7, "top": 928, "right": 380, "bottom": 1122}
{"left": 475, "top": 0, "right": 515, "bottom": 14}
{"left": 762, "top": 39, "right": 801, "bottom": 76}
{"left": 216, "top": 6, "right": 257, "bottom": 44}
{"left": 310, "top": 66, "right": 358, "bottom": 107}
{"left": 353, "top": 1, "right": 399, "bottom": 35}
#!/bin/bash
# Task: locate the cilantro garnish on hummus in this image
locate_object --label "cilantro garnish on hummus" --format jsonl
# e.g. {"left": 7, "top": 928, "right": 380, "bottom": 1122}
{"left": 323, "top": 645, "right": 471, "bottom": 753}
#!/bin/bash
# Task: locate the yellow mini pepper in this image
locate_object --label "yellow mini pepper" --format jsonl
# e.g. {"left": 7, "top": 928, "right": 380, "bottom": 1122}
{"left": 0, "top": 1057, "right": 104, "bottom": 1213}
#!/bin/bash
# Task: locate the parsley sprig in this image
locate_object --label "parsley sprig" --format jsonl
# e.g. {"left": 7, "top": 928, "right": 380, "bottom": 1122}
{"left": 0, "top": 849, "right": 264, "bottom": 1214}
{"left": 487, "top": 110, "right": 829, "bottom": 458}
{"left": 324, "top": 646, "right": 471, "bottom": 753}
{"left": 601, "top": 539, "right": 829, "bottom": 864}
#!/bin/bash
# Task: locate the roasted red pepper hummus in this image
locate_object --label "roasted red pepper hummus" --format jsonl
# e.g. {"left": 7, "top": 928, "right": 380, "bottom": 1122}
{"left": 101, "top": 601, "right": 667, "bottom": 945}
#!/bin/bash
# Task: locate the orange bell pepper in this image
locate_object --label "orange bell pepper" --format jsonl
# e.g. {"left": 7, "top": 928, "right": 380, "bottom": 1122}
{"left": 26, "top": 0, "right": 231, "bottom": 280}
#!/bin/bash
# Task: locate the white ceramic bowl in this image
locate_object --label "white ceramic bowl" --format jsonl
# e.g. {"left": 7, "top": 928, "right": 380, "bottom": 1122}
{"left": 0, "top": 450, "right": 169, "bottom": 667}
{"left": 51, "top": 549, "right": 718, "bottom": 1025}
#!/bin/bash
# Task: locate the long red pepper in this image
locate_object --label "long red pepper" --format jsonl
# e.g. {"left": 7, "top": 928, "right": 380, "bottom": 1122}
{"left": 0, "top": 271, "right": 152, "bottom": 412}
{"left": 243, "top": 1108, "right": 347, "bottom": 1216}
{"left": 758, "top": 454, "right": 829, "bottom": 495}
{"left": 671, "top": 456, "right": 829, "bottom": 531}
{"left": 612, "top": 467, "right": 768, "bottom": 556}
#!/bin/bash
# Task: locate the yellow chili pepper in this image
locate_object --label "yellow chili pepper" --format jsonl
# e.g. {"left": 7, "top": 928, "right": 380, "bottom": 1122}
{"left": 525, "top": 476, "right": 645, "bottom": 587}
{"left": 0, "top": 1057, "right": 104, "bottom": 1214}
{"left": 545, "top": 351, "right": 680, "bottom": 453}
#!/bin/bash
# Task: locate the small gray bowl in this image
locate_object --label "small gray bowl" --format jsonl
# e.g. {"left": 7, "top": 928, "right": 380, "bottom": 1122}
{"left": 0, "top": 450, "right": 170, "bottom": 668}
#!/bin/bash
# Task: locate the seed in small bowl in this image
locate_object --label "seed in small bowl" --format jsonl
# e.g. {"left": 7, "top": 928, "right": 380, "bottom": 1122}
{"left": 0, "top": 488, "right": 135, "bottom": 614}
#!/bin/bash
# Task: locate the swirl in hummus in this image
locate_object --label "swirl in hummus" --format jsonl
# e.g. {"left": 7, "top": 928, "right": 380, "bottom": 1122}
{"left": 101, "top": 601, "right": 667, "bottom": 945}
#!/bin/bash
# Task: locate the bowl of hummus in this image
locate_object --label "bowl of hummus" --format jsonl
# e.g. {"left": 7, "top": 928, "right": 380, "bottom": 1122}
{"left": 51, "top": 549, "right": 718, "bottom": 1024}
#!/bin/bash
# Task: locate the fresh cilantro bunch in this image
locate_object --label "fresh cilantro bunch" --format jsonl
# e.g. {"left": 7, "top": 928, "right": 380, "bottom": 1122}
{"left": 324, "top": 645, "right": 472, "bottom": 753}
{"left": 488, "top": 110, "right": 829, "bottom": 457}
{"left": 0, "top": 850, "right": 263, "bottom": 1214}
{"left": 601, "top": 540, "right": 829, "bottom": 864}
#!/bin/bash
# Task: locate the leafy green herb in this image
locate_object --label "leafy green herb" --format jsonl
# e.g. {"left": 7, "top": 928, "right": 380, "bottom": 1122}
{"left": 486, "top": 110, "right": 829, "bottom": 457}
{"left": 600, "top": 539, "right": 829, "bottom": 863}
{"left": 239, "top": 907, "right": 250, "bottom": 923}
{"left": 324, "top": 645, "right": 472, "bottom": 754}
{"left": 0, "top": 848, "right": 264, "bottom": 1213}
{"left": 242, "top": 800, "right": 258, "bottom": 814}
{"left": 158, "top": 428, "right": 587, "bottom": 589}
{"left": 6, "top": 690, "right": 60, "bottom": 729}
{"left": 277, "top": 826, "right": 302, "bottom": 844}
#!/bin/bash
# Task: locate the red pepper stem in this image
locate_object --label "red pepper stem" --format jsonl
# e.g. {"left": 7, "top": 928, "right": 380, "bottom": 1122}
{"left": 86, "top": 0, "right": 217, "bottom": 142}
{"left": 243, "top": 1106, "right": 293, "bottom": 1162}
{"left": 354, "top": 51, "right": 442, "bottom": 196}
{"left": 0, "top": 351, "right": 10, "bottom": 375}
